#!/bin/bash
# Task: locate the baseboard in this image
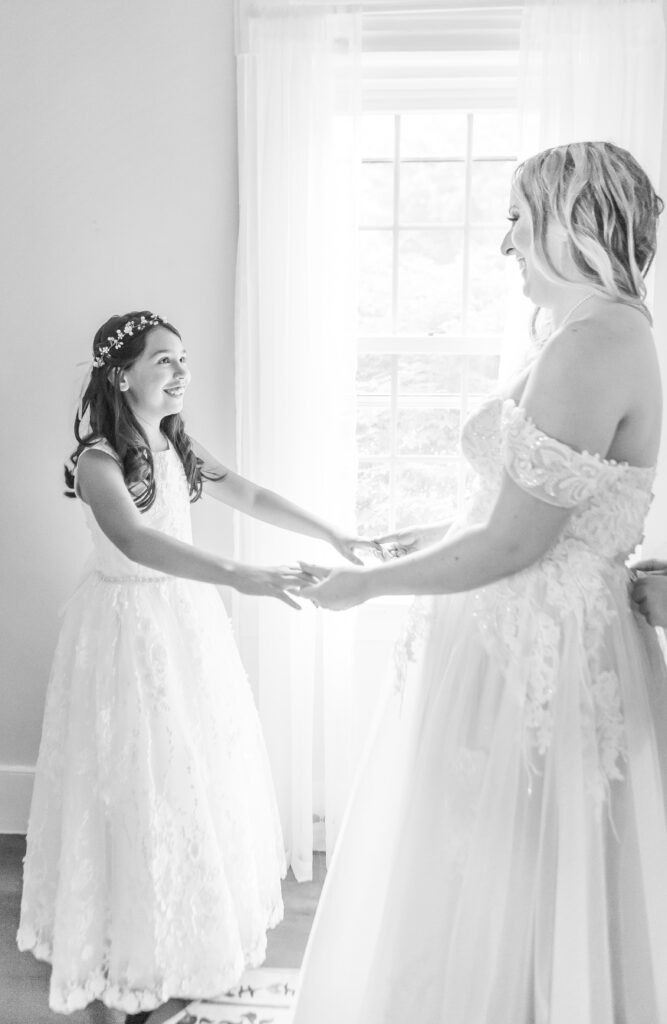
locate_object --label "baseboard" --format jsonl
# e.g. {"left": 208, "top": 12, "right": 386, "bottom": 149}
{"left": 0, "top": 765, "right": 34, "bottom": 834}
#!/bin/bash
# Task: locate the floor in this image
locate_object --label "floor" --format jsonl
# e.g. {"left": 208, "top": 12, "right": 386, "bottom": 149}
{"left": 0, "top": 835, "right": 325, "bottom": 1024}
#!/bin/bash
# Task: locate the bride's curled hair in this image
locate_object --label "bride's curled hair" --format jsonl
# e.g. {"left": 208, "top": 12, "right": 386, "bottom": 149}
{"left": 514, "top": 141, "right": 663, "bottom": 319}
{"left": 64, "top": 311, "right": 223, "bottom": 510}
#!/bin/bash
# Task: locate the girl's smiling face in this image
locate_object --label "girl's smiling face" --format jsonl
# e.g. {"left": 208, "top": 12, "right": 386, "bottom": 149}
{"left": 119, "top": 325, "right": 190, "bottom": 426}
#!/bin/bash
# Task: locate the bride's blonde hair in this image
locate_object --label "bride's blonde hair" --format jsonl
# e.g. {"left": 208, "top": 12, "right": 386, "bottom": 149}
{"left": 514, "top": 141, "right": 663, "bottom": 325}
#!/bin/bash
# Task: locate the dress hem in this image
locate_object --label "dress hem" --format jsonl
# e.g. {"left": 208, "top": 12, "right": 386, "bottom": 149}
{"left": 17, "top": 902, "right": 284, "bottom": 1015}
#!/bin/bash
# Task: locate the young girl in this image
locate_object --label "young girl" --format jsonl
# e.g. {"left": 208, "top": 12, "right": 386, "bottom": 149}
{"left": 17, "top": 311, "right": 374, "bottom": 1021}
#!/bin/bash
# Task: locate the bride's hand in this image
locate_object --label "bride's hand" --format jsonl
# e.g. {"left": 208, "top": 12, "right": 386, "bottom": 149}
{"left": 374, "top": 522, "right": 449, "bottom": 560}
{"left": 327, "top": 530, "right": 383, "bottom": 566}
{"left": 295, "top": 562, "right": 371, "bottom": 611}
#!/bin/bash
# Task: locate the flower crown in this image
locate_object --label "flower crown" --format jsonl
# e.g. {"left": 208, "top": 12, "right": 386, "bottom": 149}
{"left": 92, "top": 313, "right": 163, "bottom": 368}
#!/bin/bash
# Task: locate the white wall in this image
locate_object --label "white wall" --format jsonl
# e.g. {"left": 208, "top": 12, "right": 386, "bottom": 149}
{"left": 0, "top": 0, "right": 238, "bottom": 830}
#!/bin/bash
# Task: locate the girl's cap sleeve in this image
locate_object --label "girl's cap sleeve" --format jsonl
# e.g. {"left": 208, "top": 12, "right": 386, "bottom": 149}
{"left": 73, "top": 439, "right": 121, "bottom": 498}
{"left": 503, "top": 403, "right": 621, "bottom": 509}
{"left": 76, "top": 439, "right": 122, "bottom": 468}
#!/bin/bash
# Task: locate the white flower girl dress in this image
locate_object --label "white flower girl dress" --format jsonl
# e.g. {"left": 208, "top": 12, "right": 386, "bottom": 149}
{"left": 18, "top": 439, "right": 285, "bottom": 1015}
{"left": 292, "top": 395, "right": 667, "bottom": 1024}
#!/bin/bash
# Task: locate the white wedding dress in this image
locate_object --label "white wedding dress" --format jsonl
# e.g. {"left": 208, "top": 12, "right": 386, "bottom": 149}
{"left": 292, "top": 395, "right": 667, "bottom": 1024}
{"left": 18, "top": 440, "right": 286, "bottom": 1015}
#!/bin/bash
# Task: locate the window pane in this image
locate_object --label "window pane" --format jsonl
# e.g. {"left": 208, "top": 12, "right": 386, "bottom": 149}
{"left": 466, "top": 355, "right": 501, "bottom": 395}
{"left": 359, "top": 230, "right": 393, "bottom": 334}
{"left": 470, "top": 161, "right": 515, "bottom": 224}
{"left": 397, "top": 354, "right": 463, "bottom": 395}
{"left": 357, "top": 354, "right": 393, "bottom": 395}
{"left": 400, "top": 163, "right": 466, "bottom": 225}
{"left": 356, "top": 463, "right": 391, "bottom": 534}
{"left": 360, "top": 113, "right": 395, "bottom": 160}
{"left": 356, "top": 405, "right": 392, "bottom": 457}
{"left": 396, "top": 408, "right": 461, "bottom": 456}
{"left": 472, "top": 111, "right": 518, "bottom": 158}
{"left": 360, "top": 163, "right": 394, "bottom": 227}
{"left": 395, "top": 463, "right": 459, "bottom": 529}
{"left": 401, "top": 112, "right": 468, "bottom": 159}
{"left": 398, "top": 229, "right": 463, "bottom": 334}
{"left": 467, "top": 228, "right": 510, "bottom": 334}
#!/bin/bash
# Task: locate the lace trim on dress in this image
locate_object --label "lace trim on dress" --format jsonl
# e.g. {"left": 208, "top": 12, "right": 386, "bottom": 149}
{"left": 17, "top": 913, "right": 282, "bottom": 1014}
{"left": 503, "top": 403, "right": 628, "bottom": 508}
{"left": 393, "top": 597, "right": 434, "bottom": 697}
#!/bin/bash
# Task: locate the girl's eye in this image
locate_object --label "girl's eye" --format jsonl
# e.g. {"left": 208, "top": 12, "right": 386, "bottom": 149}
{"left": 507, "top": 215, "right": 519, "bottom": 223}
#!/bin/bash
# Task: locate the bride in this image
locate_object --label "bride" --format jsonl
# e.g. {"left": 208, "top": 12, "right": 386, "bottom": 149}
{"left": 293, "top": 141, "right": 667, "bottom": 1023}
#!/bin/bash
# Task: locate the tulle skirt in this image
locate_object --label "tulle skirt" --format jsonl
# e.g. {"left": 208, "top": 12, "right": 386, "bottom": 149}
{"left": 18, "top": 571, "right": 286, "bottom": 1015}
{"left": 292, "top": 564, "right": 667, "bottom": 1024}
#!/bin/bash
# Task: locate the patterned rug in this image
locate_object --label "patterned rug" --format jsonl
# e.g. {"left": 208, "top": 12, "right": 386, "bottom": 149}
{"left": 163, "top": 968, "right": 299, "bottom": 1024}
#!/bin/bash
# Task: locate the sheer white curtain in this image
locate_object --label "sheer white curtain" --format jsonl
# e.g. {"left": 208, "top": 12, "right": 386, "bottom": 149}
{"left": 518, "top": 0, "right": 665, "bottom": 172}
{"left": 234, "top": 0, "right": 362, "bottom": 880}
{"left": 502, "top": 0, "right": 666, "bottom": 376}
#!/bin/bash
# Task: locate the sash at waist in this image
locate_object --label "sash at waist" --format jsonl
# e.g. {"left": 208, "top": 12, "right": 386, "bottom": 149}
{"left": 94, "top": 569, "right": 170, "bottom": 584}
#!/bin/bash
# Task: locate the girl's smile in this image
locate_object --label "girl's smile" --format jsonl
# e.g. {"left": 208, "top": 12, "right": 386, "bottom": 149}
{"left": 120, "top": 326, "right": 191, "bottom": 436}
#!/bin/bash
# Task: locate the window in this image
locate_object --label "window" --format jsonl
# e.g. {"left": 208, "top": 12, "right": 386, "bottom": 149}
{"left": 355, "top": 108, "right": 518, "bottom": 535}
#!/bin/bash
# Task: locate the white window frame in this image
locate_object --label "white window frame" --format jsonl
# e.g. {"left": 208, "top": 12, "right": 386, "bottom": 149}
{"left": 356, "top": 105, "right": 519, "bottom": 532}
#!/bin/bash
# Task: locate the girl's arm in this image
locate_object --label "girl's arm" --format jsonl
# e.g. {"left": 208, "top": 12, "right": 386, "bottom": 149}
{"left": 192, "top": 438, "right": 378, "bottom": 563}
{"left": 77, "top": 450, "right": 307, "bottom": 607}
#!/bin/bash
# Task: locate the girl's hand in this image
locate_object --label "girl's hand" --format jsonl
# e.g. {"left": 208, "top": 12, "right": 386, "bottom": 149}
{"left": 296, "top": 563, "right": 371, "bottom": 611}
{"left": 327, "top": 531, "right": 383, "bottom": 566}
{"left": 235, "top": 565, "right": 313, "bottom": 610}
{"left": 374, "top": 523, "right": 448, "bottom": 560}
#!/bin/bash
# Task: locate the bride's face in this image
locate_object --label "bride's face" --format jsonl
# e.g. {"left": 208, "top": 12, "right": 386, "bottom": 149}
{"left": 500, "top": 190, "right": 576, "bottom": 307}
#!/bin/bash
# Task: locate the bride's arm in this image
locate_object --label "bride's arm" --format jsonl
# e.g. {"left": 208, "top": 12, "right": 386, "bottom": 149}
{"left": 304, "top": 476, "right": 572, "bottom": 606}
{"left": 301, "top": 320, "right": 634, "bottom": 608}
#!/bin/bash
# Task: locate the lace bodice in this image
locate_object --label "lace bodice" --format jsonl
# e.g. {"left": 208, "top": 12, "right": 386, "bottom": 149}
{"left": 396, "top": 396, "right": 657, "bottom": 804}
{"left": 461, "top": 396, "right": 655, "bottom": 563}
{"left": 77, "top": 441, "right": 192, "bottom": 578}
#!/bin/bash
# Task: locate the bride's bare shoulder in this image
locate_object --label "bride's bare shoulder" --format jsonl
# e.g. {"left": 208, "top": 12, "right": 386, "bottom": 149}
{"left": 540, "top": 302, "right": 656, "bottom": 384}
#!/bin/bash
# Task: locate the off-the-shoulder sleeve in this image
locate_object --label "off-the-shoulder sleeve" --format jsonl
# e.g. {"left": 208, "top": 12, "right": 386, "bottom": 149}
{"left": 503, "top": 403, "right": 622, "bottom": 508}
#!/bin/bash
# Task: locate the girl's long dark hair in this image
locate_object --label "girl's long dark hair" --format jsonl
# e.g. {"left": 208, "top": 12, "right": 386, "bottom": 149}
{"left": 64, "top": 311, "right": 224, "bottom": 510}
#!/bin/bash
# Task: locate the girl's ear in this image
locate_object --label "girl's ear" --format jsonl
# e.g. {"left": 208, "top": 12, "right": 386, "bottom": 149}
{"left": 108, "top": 366, "right": 129, "bottom": 392}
